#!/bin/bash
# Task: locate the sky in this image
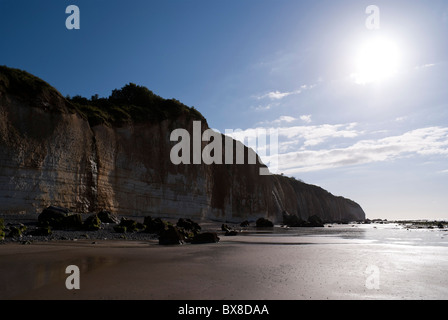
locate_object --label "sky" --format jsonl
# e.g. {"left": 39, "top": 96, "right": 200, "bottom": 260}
{"left": 1, "top": 0, "right": 447, "bottom": 220}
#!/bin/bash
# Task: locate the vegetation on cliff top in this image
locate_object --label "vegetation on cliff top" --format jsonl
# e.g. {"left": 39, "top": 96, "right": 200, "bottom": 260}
{"left": 68, "top": 83, "right": 205, "bottom": 127}
{"left": 0, "top": 65, "right": 205, "bottom": 127}
{"left": 0, "top": 65, "right": 61, "bottom": 101}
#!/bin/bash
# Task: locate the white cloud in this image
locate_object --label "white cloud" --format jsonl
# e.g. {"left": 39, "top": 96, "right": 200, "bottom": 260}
{"left": 262, "top": 90, "right": 293, "bottom": 100}
{"left": 257, "top": 84, "right": 316, "bottom": 101}
{"left": 276, "top": 116, "right": 296, "bottom": 123}
{"left": 415, "top": 63, "right": 435, "bottom": 70}
{"left": 224, "top": 121, "right": 448, "bottom": 175}
{"left": 300, "top": 114, "right": 312, "bottom": 123}
{"left": 277, "top": 126, "right": 448, "bottom": 174}
{"left": 252, "top": 104, "right": 273, "bottom": 111}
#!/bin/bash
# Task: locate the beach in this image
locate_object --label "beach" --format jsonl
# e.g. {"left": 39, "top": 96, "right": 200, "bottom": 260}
{"left": 1, "top": 223, "right": 447, "bottom": 300}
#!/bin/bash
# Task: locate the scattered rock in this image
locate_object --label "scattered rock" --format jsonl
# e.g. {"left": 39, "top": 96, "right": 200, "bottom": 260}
{"left": 158, "top": 225, "right": 185, "bottom": 245}
{"left": 113, "top": 225, "right": 127, "bottom": 233}
{"left": 97, "top": 210, "right": 120, "bottom": 224}
{"left": 177, "top": 218, "right": 201, "bottom": 235}
{"left": 144, "top": 216, "right": 168, "bottom": 234}
{"left": 282, "top": 212, "right": 324, "bottom": 227}
{"left": 64, "top": 213, "right": 83, "bottom": 230}
{"left": 7, "top": 224, "right": 27, "bottom": 238}
{"left": 38, "top": 206, "right": 70, "bottom": 229}
{"left": 307, "top": 215, "right": 325, "bottom": 227}
{"left": 0, "top": 218, "right": 5, "bottom": 240}
{"left": 29, "top": 226, "right": 52, "bottom": 236}
{"left": 118, "top": 217, "right": 138, "bottom": 232}
{"left": 240, "top": 220, "right": 250, "bottom": 227}
{"left": 256, "top": 217, "right": 274, "bottom": 228}
{"left": 191, "top": 232, "right": 220, "bottom": 244}
{"left": 221, "top": 223, "right": 238, "bottom": 236}
{"left": 84, "top": 214, "right": 101, "bottom": 231}
{"left": 282, "top": 211, "right": 303, "bottom": 227}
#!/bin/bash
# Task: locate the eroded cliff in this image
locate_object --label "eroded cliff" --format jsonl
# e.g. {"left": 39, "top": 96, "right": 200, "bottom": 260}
{"left": 0, "top": 66, "right": 365, "bottom": 222}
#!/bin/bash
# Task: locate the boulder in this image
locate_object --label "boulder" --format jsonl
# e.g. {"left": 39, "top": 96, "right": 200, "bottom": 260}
{"left": 282, "top": 212, "right": 324, "bottom": 228}
{"left": 38, "top": 206, "right": 70, "bottom": 229}
{"left": 97, "top": 210, "right": 120, "bottom": 224}
{"left": 113, "top": 225, "right": 127, "bottom": 233}
{"left": 240, "top": 220, "right": 250, "bottom": 227}
{"left": 158, "top": 225, "right": 184, "bottom": 245}
{"left": 7, "top": 224, "right": 27, "bottom": 238}
{"left": 0, "top": 218, "right": 4, "bottom": 240}
{"left": 225, "top": 230, "right": 238, "bottom": 236}
{"left": 177, "top": 218, "right": 201, "bottom": 235}
{"left": 256, "top": 217, "right": 274, "bottom": 228}
{"left": 144, "top": 216, "right": 168, "bottom": 234}
{"left": 191, "top": 232, "right": 220, "bottom": 244}
{"left": 221, "top": 224, "right": 231, "bottom": 232}
{"left": 282, "top": 211, "right": 304, "bottom": 227}
{"left": 64, "top": 213, "right": 83, "bottom": 230}
{"left": 118, "top": 217, "right": 138, "bottom": 232}
{"left": 84, "top": 214, "right": 101, "bottom": 231}
{"left": 307, "top": 215, "right": 324, "bottom": 227}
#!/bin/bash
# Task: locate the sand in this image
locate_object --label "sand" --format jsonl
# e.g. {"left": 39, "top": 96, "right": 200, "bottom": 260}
{"left": 1, "top": 224, "right": 448, "bottom": 300}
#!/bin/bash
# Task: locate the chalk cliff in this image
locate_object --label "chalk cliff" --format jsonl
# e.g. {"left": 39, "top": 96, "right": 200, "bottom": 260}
{"left": 0, "top": 66, "right": 365, "bottom": 222}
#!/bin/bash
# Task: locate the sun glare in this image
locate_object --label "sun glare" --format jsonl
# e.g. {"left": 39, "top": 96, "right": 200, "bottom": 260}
{"left": 352, "top": 36, "right": 401, "bottom": 85}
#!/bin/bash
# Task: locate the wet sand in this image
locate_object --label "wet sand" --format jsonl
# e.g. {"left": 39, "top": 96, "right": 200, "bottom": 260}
{"left": 1, "top": 225, "right": 448, "bottom": 300}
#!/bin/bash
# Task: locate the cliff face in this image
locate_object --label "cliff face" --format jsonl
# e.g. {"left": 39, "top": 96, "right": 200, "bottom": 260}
{"left": 0, "top": 66, "right": 365, "bottom": 222}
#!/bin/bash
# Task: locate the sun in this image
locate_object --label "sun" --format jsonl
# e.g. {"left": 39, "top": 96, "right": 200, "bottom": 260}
{"left": 352, "top": 36, "right": 401, "bottom": 85}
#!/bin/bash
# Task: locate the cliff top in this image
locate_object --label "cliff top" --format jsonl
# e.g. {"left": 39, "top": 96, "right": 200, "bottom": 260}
{"left": 0, "top": 65, "right": 205, "bottom": 127}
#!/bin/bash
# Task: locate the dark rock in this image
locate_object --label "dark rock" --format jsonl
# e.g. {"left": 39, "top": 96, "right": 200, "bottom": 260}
{"left": 283, "top": 212, "right": 324, "bottom": 228}
{"left": 135, "top": 222, "right": 146, "bottom": 231}
{"left": 0, "top": 218, "right": 4, "bottom": 240}
{"left": 225, "top": 230, "right": 238, "bottom": 236}
{"left": 177, "top": 218, "right": 201, "bottom": 235}
{"left": 221, "top": 224, "right": 231, "bottom": 232}
{"left": 84, "top": 214, "right": 101, "bottom": 231}
{"left": 64, "top": 213, "right": 83, "bottom": 230}
{"left": 144, "top": 216, "right": 168, "bottom": 234}
{"left": 113, "top": 225, "right": 127, "bottom": 233}
{"left": 191, "top": 232, "right": 220, "bottom": 244}
{"left": 307, "top": 215, "right": 324, "bottom": 227}
{"left": 256, "top": 217, "right": 274, "bottom": 228}
{"left": 158, "top": 225, "right": 184, "bottom": 245}
{"left": 176, "top": 228, "right": 195, "bottom": 242}
{"left": 97, "top": 210, "right": 120, "bottom": 224}
{"left": 38, "top": 206, "right": 70, "bottom": 229}
{"left": 282, "top": 211, "right": 304, "bottom": 227}
{"left": 118, "top": 217, "right": 138, "bottom": 232}
{"left": 30, "top": 226, "right": 52, "bottom": 236}
{"left": 240, "top": 220, "right": 250, "bottom": 227}
{"left": 7, "top": 224, "right": 27, "bottom": 238}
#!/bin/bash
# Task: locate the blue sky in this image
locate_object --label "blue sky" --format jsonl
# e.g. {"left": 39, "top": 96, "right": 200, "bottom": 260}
{"left": 1, "top": 0, "right": 447, "bottom": 220}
